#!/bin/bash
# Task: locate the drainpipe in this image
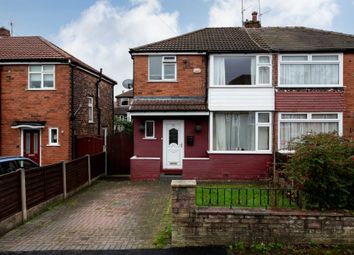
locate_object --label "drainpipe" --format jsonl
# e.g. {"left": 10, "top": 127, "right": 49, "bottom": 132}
{"left": 0, "top": 66, "right": 2, "bottom": 155}
{"left": 96, "top": 68, "right": 102, "bottom": 136}
{"left": 70, "top": 61, "right": 76, "bottom": 159}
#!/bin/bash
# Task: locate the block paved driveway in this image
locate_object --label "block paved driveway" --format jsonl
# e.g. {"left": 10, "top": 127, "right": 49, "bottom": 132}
{"left": 0, "top": 178, "right": 171, "bottom": 251}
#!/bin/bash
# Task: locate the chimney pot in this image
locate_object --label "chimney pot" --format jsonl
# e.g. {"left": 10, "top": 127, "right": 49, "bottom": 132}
{"left": 0, "top": 27, "right": 10, "bottom": 37}
{"left": 252, "top": 11, "right": 258, "bottom": 22}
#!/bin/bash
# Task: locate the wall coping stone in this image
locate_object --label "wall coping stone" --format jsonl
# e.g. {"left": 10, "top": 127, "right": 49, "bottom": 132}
{"left": 171, "top": 180, "right": 197, "bottom": 188}
{"left": 196, "top": 207, "right": 349, "bottom": 217}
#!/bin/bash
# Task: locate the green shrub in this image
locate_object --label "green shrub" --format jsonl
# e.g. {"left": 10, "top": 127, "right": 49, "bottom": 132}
{"left": 284, "top": 133, "right": 354, "bottom": 210}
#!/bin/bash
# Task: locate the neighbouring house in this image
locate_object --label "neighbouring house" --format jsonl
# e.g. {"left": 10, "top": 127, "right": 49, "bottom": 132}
{"left": 0, "top": 27, "right": 116, "bottom": 165}
{"left": 128, "top": 12, "right": 354, "bottom": 180}
{"left": 115, "top": 89, "right": 133, "bottom": 121}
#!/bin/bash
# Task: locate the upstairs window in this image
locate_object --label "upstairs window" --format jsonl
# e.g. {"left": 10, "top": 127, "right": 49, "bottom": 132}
{"left": 120, "top": 98, "right": 129, "bottom": 106}
{"left": 88, "top": 97, "right": 94, "bottom": 123}
{"left": 149, "top": 56, "right": 176, "bottom": 81}
{"left": 279, "top": 54, "right": 342, "bottom": 87}
{"left": 212, "top": 55, "right": 271, "bottom": 86}
{"left": 29, "top": 65, "right": 55, "bottom": 89}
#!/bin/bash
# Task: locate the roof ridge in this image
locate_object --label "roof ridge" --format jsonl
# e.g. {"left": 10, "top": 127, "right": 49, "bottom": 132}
{"left": 130, "top": 27, "right": 209, "bottom": 53}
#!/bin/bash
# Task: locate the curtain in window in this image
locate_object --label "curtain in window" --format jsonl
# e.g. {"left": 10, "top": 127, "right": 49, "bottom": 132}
{"left": 213, "top": 112, "right": 255, "bottom": 151}
{"left": 279, "top": 122, "right": 338, "bottom": 150}
{"left": 214, "top": 57, "right": 225, "bottom": 85}
{"left": 250, "top": 57, "right": 256, "bottom": 85}
{"left": 280, "top": 64, "right": 339, "bottom": 85}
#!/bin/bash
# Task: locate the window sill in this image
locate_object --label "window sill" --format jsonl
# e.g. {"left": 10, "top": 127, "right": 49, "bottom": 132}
{"left": 277, "top": 150, "right": 295, "bottom": 154}
{"left": 277, "top": 85, "right": 343, "bottom": 88}
{"left": 147, "top": 80, "right": 177, "bottom": 83}
{"left": 143, "top": 137, "right": 157, "bottom": 140}
{"left": 207, "top": 150, "right": 272, "bottom": 155}
{"left": 88, "top": 121, "right": 94, "bottom": 124}
{"left": 27, "top": 88, "right": 56, "bottom": 91}
{"left": 47, "top": 144, "right": 60, "bottom": 147}
{"left": 209, "top": 85, "right": 272, "bottom": 88}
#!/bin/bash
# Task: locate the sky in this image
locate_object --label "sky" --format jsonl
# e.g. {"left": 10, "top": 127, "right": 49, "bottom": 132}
{"left": 1, "top": 0, "right": 354, "bottom": 95}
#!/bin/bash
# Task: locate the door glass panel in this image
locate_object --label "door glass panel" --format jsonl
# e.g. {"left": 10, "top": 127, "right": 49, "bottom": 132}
{"left": 33, "top": 133, "right": 38, "bottom": 154}
{"left": 169, "top": 128, "right": 178, "bottom": 145}
{"left": 25, "top": 133, "right": 31, "bottom": 154}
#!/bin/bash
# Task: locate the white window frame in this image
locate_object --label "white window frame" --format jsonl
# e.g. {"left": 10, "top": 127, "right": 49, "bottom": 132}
{"left": 120, "top": 98, "right": 129, "bottom": 106}
{"left": 88, "top": 97, "right": 94, "bottom": 123}
{"left": 208, "top": 111, "right": 272, "bottom": 154}
{"left": 48, "top": 127, "right": 59, "bottom": 146}
{"left": 209, "top": 54, "right": 272, "bottom": 87}
{"left": 278, "top": 53, "right": 343, "bottom": 88}
{"left": 278, "top": 112, "right": 343, "bottom": 152}
{"left": 144, "top": 120, "right": 155, "bottom": 139}
{"left": 148, "top": 55, "right": 177, "bottom": 82}
{"left": 28, "top": 65, "right": 55, "bottom": 90}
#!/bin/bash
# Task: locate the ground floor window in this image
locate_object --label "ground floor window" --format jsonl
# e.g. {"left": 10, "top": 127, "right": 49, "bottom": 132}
{"left": 213, "top": 112, "right": 272, "bottom": 152}
{"left": 278, "top": 112, "right": 341, "bottom": 151}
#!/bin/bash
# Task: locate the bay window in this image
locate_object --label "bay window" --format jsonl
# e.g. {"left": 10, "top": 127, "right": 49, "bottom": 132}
{"left": 149, "top": 56, "right": 176, "bottom": 81}
{"left": 212, "top": 112, "right": 272, "bottom": 152}
{"left": 279, "top": 54, "right": 342, "bottom": 87}
{"left": 278, "top": 113, "right": 342, "bottom": 151}
{"left": 212, "top": 55, "right": 271, "bottom": 86}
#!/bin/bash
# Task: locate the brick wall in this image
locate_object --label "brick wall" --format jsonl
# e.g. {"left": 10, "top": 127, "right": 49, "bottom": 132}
{"left": 73, "top": 67, "right": 113, "bottom": 137}
{"left": 133, "top": 55, "right": 206, "bottom": 97}
{"left": 343, "top": 53, "right": 354, "bottom": 138}
{"left": 0, "top": 64, "right": 72, "bottom": 165}
{"left": 172, "top": 180, "right": 354, "bottom": 247}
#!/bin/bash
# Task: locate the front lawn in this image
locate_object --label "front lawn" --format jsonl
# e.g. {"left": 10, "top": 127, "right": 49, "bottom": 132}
{"left": 195, "top": 183, "right": 300, "bottom": 209}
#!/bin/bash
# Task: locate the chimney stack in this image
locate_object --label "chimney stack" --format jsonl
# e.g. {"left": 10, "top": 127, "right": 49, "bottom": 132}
{"left": 0, "top": 27, "right": 10, "bottom": 37}
{"left": 244, "top": 11, "right": 261, "bottom": 28}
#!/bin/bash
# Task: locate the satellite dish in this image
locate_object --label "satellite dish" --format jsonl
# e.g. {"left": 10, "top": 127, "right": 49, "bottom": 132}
{"left": 122, "top": 79, "right": 133, "bottom": 89}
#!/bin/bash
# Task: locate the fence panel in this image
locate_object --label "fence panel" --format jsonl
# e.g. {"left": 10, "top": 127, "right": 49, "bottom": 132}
{"left": 0, "top": 171, "right": 21, "bottom": 221}
{"left": 66, "top": 156, "right": 88, "bottom": 193}
{"left": 107, "top": 133, "right": 133, "bottom": 175}
{"left": 76, "top": 136, "right": 104, "bottom": 158}
{"left": 26, "top": 163, "right": 63, "bottom": 209}
{"left": 90, "top": 152, "right": 105, "bottom": 178}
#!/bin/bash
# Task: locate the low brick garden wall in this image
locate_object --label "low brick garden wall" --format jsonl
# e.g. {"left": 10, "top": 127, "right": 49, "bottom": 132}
{"left": 171, "top": 180, "right": 354, "bottom": 247}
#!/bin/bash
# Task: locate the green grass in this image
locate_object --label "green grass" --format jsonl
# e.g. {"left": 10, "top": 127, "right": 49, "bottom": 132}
{"left": 196, "top": 184, "right": 299, "bottom": 209}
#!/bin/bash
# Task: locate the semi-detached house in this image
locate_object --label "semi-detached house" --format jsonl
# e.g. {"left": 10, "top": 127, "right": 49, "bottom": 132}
{"left": 129, "top": 13, "right": 354, "bottom": 180}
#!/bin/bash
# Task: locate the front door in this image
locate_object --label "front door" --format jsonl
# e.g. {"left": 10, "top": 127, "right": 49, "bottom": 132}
{"left": 23, "top": 130, "right": 40, "bottom": 164}
{"left": 163, "top": 120, "right": 184, "bottom": 169}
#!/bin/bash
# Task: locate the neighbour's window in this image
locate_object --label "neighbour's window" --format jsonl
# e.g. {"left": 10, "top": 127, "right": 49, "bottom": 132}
{"left": 213, "top": 55, "right": 271, "bottom": 85}
{"left": 120, "top": 98, "right": 129, "bottom": 106}
{"left": 145, "top": 120, "right": 155, "bottom": 138}
{"left": 279, "top": 113, "right": 341, "bottom": 151}
{"left": 29, "top": 65, "right": 55, "bottom": 89}
{"left": 279, "top": 54, "right": 341, "bottom": 86}
{"left": 149, "top": 56, "right": 176, "bottom": 81}
{"left": 213, "top": 112, "right": 271, "bottom": 152}
{"left": 48, "top": 128, "right": 59, "bottom": 146}
{"left": 88, "top": 97, "right": 94, "bottom": 123}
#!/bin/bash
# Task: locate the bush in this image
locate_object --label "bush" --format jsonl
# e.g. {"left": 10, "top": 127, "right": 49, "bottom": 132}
{"left": 284, "top": 133, "right": 354, "bottom": 210}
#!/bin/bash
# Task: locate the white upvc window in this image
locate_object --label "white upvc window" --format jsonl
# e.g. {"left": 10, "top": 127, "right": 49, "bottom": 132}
{"left": 278, "top": 112, "right": 342, "bottom": 151}
{"left": 88, "top": 97, "right": 94, "bottom": 123}
{"left": 149, "top": 56, "right": 177, "bottom": 81}
{"left": 211, "top": 112, "right": 272, "bottom": 153}
{"left": 210, "top": 54, "right": 272, "bottom": 86}
{"left": 278, "top": 54, "right": 343, "bottom": 87}
{"left": 144, "top": 120, "right": 155, "bottom": 139}
{"left": 48, "top": 128, "right": 59, "bottom": 146}
{"left": 28, "top": 65, "right": 55, "bottom": 89}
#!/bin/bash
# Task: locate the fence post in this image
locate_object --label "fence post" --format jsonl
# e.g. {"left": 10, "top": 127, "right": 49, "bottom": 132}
{"left": 62, "top": 161, "right": 67, "bottom": 199}
{"left": 20, "top": 169, "right": 27, "bottom": 222}
{"left": 87, "top": 154, "right": 91, "bottom": 185}
{"left": 103, "top": 127, "right": 108, "bottom": 176}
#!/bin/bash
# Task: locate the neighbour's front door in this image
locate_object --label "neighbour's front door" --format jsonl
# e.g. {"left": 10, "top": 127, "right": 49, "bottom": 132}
{"left": 23, "top": 130, "right": 40, "bottom": 164}
{"left": 163, "top": 120, "right": 184, "bottom": 169}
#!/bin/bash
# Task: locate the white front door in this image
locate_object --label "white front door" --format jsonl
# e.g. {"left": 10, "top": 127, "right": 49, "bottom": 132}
{"left": 163, "top": 120, "right": 184, "bottom": 169}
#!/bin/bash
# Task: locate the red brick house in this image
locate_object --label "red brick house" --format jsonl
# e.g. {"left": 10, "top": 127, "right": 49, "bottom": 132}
{"left": 128, "top": 13, "right": 354, "bottom": 180}
{"left": 115, "top": 89, "right": 133, "bottom": 121}
{"left": 0, "top": 28, "right": 116, "bottom": 165}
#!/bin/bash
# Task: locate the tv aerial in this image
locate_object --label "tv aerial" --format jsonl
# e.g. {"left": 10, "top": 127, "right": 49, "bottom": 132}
{"left": 122, "top": 79, "right": 133, "bottom": 89}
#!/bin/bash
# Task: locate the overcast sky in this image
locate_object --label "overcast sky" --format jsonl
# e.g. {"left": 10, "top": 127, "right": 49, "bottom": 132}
{"left": 1, "top": 0, "right": 353, "bottom": 95}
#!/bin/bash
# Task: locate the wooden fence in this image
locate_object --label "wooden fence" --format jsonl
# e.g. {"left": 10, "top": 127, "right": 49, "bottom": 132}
{"left": 107, "top": 133, "right": 133, "bottom": 175}
{"left": 0, "top": 152, "right": 106, "bottom": 231}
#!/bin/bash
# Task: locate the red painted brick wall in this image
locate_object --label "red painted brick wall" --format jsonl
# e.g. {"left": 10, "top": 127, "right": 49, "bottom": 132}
{"left": 133, "top": 55, "right": 206, "bottom": 97}
{"left": 130, "top": 158, "right": 160, "bottom": 180}
{"left": 343, "top": 53, "right": 354, "bottom": 138}
{"left": 0, "top": 64, "right": 71, "bottom": 165}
